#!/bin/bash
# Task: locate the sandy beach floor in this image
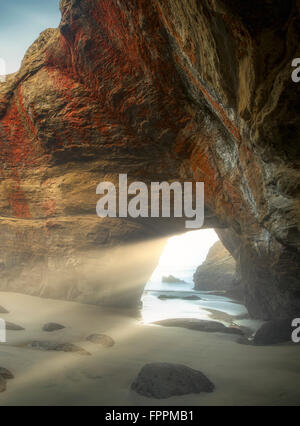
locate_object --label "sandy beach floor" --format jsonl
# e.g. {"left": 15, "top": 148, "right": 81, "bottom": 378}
{"left": 0, "top": 292, "right": 299, "bottom": 406}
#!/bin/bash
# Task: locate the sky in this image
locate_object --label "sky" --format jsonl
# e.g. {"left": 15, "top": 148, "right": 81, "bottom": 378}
{"left": 159, "top": 229, "right": 219, "bottom": 270}
{"left": 0, "top": 0, "right": 61, "bottom": 75}
{"left": 148, "top": 229, "right": 219, "bottom": 286}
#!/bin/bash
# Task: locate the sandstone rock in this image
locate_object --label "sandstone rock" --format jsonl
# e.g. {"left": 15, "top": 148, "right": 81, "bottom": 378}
{"left": 86, "top": 334, "right": 115, "bottom": 347}
{"left": 42, "top": 323, "right": 65, "bottom": 332}
{"left": 162, "top": 275, "right": 186, "bottom": 284}
{"left": 26, "top": 341, "right": 90, "bottom": 355}
{"left": 0, "top": 0, "right": 299, "bottom": 320}
{"left": 0, "top": 367, "right": 14, "bottom": 380}
{"left": 131, "top": 363, "right": 214, "bottom": 398}
{"left": 253, "top": 319, "right": 294, "bottom": 345}
{"left": 194, "top": 241, "right": 237, "bottom": 292}
{"left": 154, "top": 318, "right": 243, "bottom": 335}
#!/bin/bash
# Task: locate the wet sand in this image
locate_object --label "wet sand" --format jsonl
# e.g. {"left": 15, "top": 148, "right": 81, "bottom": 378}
{"left": 0, "top": 292, "right": 299, "bottom": 406}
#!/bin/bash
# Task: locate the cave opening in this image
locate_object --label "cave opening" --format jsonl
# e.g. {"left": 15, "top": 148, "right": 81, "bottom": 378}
{"left": 141, "top": 229, "right": 261, "bottom": 332}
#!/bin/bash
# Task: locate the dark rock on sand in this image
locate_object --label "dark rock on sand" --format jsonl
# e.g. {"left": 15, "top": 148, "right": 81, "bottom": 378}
{"left": 0, "top": 367, "right": 14, "bottom": 393}
{"left": 0, "top": 367, "right": 14, "bottom": 380}
{"left": 86, "top": 334, "right": 115, "bottom": 347}
{"left": 6, "top": 322, "right": 25, "bottom": 331}
{"left": 183, "top": 295, "right": 201, "bottom": 300}
{"left": 158, "top": 295, "right": 178, "bottom": 300}
{"left": 0, "top": 305, "right": 8, "bottom": 314}
{"left": 253, "top": 319, "right": 294, "bottom": 345}
{"left": 162, "top": 275, "right": 186, "bottom": 284}
{"left": 0, "top": 375, "right": 6, "bottom": 393}
{"left": 26, "top": 341, "right": 90, "bottom": 355}
{"left": 158, "top": 294, "right": 201, "bottom": 301}
{"left": 154, "top": 318, "right": 243, "bottom": 335}
{"left": 131, "top": 363, "right": 214, "bottom": 398}
{"left": 236, "top": 336, "right": 254, "bottom": 345}
{"left": 42, "top": 323, "right": 65, "bottom": 332}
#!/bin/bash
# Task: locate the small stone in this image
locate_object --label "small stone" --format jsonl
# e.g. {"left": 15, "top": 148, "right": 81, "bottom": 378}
{"left": 154, "top": 318, "right": 243, "bottom": 335}
{"left": 158, "top": 295, "right": 202, "bottom": 301}
{"left": 131, "top": 363, "right": 214, "bottom": 399}
{"left": 0, "top": 305, "right": 9, "bottom": 314}
{"left": 6, "top": 322, "right": 25, "bottom": 331}
{"left": 183, "top": 295, "right": 202, "bottom": 300}
{"left": 42, "top": 323, "right": 65, "bottom": 332}
{"left": 0, "top": 367, "right": 14, "bottom": 380}
{"left": 158, "top": 295, "right": 178, "bottom": 300}
{"left": 0, "top": 376, "right": 6, "bottom": 393}
{"left": 27, "top": 341, "right": 91, "bottom": 355}
{"left": 86, "top": 334, "right": 115, "bottom": 347}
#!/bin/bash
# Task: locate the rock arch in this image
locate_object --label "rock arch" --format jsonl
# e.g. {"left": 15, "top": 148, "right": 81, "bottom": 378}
{"left": 0, "top": 0, "right": 299, "bottom": 319}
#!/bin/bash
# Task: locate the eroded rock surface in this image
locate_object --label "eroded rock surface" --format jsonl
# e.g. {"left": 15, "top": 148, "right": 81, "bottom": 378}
{"left": 0, "top": 0, "right": 299, "bottom": 319}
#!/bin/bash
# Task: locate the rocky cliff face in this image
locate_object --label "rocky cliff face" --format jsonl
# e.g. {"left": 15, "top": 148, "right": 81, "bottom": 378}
{"left": 193, "top": 241, "right": 237, "bottom": 292}
{"left": 0, "top": 0, "right": 299, "bottom": 318}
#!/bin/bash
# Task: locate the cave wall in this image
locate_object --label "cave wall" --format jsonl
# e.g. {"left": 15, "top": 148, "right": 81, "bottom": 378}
{"left": 0, "top": 0, "right": 299, "bottom": 318}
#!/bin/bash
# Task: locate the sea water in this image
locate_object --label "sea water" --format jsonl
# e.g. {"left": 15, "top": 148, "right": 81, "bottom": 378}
{"left": 141, "top": 230, "right": 263, "bottom": 332}
{"left": 141, "top": 265, "right": 263, "bottom": 332}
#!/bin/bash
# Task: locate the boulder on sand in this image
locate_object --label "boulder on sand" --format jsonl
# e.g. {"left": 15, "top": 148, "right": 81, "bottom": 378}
{"left": 42, "top": 323, "right": 65, "bottom": 332}
{"left": 0, "top": 367, "right": 14, "bottom": 393}
{"left": 6, "top": 322, "right": 25, "bottom": 331}
{"left": 0, "top": 375, "right": 6, "bottom": 393}
{"left": 253, "top": 319, "right": 294, "bottom": 345}
{"left": 86, "top": 334, "right": 115, "bottom": 347}
{"left": 154, "top": 318, "right": 243, "bottom": 335}
{"left": 131, "top": 362, "right": 214, "bottom": 398}
{"left": 0, "top": 367, "right": 14, "bottom": 380}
